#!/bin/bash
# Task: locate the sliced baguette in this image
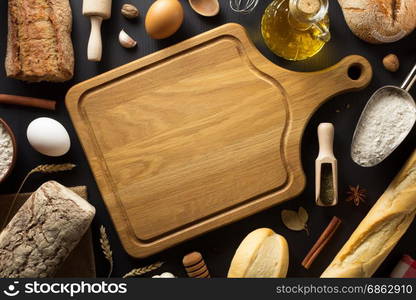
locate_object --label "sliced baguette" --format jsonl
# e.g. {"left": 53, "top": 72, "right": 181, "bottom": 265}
{"left": 228, "top": 228, "right": 289, "bottom": 278}
{"left": 321, "top": 151, "right": 416, "bottom": 277}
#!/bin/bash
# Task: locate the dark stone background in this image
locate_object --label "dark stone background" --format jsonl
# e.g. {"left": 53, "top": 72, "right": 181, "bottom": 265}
{"left": 0, "top": 0, "right": 415, "bottom": 278}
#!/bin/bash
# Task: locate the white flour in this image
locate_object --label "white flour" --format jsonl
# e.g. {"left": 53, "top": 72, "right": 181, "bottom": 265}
{"left": 351, "top": 89, "right": 416, "bottom": 167}
{"left": 0, "top": 122, "right": 14, "bottom": 180}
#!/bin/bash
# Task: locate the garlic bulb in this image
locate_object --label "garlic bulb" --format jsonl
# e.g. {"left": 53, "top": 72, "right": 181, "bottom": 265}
{"left": 119, "top": 30, "right": 137, "bottom": 48}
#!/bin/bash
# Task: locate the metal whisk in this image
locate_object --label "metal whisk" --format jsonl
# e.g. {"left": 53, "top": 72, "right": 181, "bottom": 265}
{"left": 229, "top": 0, "right": 259, "bottom": 13}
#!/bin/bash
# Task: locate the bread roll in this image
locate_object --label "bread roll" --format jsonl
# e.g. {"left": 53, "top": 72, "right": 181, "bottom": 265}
{"left": 338, "top": 0, "right": 416, "bottom": 44}
{"left": 5, "top": 0, "right": 74, "bottom": 82}
{"left": 0, "top": 181, "right": 95, "bottom": 278}
{"left": 321, "top": 151, "right": 416, "bottom": 277}
{"left": 228, "top": 228, "right": 289, "bottom": 278}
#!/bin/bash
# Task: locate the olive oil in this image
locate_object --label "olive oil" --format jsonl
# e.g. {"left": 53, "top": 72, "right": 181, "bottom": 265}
{"left": 261, "top": 0, "right": 330, "bottom": 61}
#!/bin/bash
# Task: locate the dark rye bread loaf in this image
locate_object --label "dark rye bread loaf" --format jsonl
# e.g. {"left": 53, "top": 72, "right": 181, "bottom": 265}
{"left": 5, "top": 0, "right": 74, "bottom": 82}
{"left": 0, "top": 181, "right": 95, "bottom": 278}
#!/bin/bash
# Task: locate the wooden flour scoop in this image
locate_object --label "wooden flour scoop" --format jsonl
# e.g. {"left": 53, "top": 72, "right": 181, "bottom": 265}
{"left": 315, "top": 123, "right": 338, "bottom": 206}
{"left": 66, "top": 24, "right": 372, "bottom": 258}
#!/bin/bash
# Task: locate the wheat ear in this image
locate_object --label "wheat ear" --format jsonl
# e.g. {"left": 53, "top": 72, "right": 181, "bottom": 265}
{"left": 100, "top": 225, "right": 114, "bottom": 278}
{"left": 123, "top": 262, "right": 164, "bottom": 278}
{"left": 1, "top": 163, "right": 76, "bottom": 231}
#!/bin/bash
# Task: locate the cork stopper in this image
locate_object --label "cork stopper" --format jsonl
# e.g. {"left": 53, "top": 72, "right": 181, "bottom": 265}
{"left": 297, "top": 0, "right": 320, "bottom": 15}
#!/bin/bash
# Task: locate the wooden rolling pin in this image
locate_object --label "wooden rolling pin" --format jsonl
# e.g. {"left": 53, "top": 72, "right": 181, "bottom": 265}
{"left": 321, "top": 150, "right": 416, "bottom": 277}
{"left": 82, "top": 0, "right": 112, "bottom": 62}
{"left": 0, "top": 94, "right": 56, "bottom": 110}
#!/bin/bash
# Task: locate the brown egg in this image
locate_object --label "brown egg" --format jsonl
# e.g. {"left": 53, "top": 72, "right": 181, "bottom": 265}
{"left": 145, "top": 0, "right": 184, "bottom": 39}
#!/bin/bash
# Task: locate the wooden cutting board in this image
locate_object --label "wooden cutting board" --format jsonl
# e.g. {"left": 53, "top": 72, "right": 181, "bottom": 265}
{"left": 66, "top": 23, "right": 372, "bottom": 258}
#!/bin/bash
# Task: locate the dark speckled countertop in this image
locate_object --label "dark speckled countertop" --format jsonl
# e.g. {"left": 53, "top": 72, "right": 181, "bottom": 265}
{"left": 0, "top": 0, "right": 415, "bottom": 278}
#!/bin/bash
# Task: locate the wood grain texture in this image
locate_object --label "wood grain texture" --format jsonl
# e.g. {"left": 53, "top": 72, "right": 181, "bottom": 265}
{"left": 66, "top": 23, "right": 372, "bottom": 258}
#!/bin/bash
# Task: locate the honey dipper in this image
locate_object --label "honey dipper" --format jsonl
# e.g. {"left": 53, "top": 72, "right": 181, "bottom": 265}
{"left": 183, "top": 252, "right": 210, "bottom": 278}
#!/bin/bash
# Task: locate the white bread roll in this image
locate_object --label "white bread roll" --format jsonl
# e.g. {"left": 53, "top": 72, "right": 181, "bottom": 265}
{"left": 321, "top": 150, "right": 416, "bottom": 277}
{"left": 228, "top": 228, "right": 289, "bottom": 278}
{"left": 338, "top": 0, "right": 416, "bottom": 44}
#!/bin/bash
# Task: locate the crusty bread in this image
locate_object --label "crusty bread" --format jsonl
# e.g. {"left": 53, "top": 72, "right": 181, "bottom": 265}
{"left": 5, "top": 0, "right": 74, "bottom": 82}
{"left": 228, "top": 228, "right": 289, "bottom": 278}
{"left": 321, "top": 150, "right": 416, "bottom": 278}
{"left": 0, "top": 181, "right": 95, "bottom": 278}
{"left": 338, "top": 0, "right": 416, "bottom": 44}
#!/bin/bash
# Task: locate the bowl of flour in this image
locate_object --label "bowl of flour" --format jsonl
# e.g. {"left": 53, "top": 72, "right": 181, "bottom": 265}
{"left": 0, "top": 119, "right": 16, "bottom": 183}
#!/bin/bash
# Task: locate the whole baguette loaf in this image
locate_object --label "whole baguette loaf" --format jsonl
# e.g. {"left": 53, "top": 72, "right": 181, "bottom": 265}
{"left": 0, "top": 181, "right": 95, "bottom": 278}
{"left": 338, "top": 0, "right": 416, "bottom": 44}
{"left": 5, "top": 0, "right": 74, "bottom": 82}
{"left": 321, "top": 150, "right": 416, "bottom": 277}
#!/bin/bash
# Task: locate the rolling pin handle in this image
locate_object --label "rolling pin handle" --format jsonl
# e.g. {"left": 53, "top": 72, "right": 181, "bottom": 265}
{"left": 87, "top": 16, "right": 103, "bottom": 62}
{"left": 317, "top": 123, "right": 335, "bottom": 159}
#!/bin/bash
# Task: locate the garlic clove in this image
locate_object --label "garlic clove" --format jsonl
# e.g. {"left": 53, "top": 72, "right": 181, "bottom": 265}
{"left": 119, "top": 30, "right": 137, "bottom": 48}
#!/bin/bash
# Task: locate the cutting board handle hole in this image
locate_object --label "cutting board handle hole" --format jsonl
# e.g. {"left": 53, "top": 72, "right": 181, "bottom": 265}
{"left": 347, "top": 63, "right": 363, "bottom": 81}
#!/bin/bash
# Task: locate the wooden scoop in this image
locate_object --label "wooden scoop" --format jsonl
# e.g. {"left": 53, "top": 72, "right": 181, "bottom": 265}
{"left": 316, "top": 123, "right": 338, "bottom": 206}
{"left": 83, "top": 0, "right": 112, "bottom": 61}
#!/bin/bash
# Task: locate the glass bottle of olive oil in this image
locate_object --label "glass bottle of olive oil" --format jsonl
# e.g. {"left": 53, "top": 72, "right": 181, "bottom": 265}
{"left": 261, "top": 0, "right": 330, "bottom": 61}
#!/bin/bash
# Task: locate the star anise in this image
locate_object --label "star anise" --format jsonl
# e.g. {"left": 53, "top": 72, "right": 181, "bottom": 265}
{"left": 346, "top": 185, "right": 367, "bottom": 206}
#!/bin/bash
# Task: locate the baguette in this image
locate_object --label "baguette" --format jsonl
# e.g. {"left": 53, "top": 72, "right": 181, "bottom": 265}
{"left": 321, "top": 150, "right": 416, "bottom": 278}
{"left": 5, "top": 0, "right": 74, "bottom": 82}
{"left": 0, "top": 181, "right": 95, "bottom": 278}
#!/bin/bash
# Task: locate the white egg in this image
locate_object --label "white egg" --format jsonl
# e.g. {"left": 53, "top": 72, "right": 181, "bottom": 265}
{"left": 27, "top": 117, "right": 71, "bottom": 157}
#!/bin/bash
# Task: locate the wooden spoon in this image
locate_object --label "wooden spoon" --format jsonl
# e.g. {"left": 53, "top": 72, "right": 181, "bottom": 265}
{"left": 188, "top": 0, "right": 220, "bottom": 17}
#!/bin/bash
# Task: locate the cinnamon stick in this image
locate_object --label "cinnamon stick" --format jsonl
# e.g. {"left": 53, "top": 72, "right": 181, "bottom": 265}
{"left": 0, "top": 94, "right": 56, "bottom": 111}
{"left": 301, "top": 216, "right": 341, "bottom": 269}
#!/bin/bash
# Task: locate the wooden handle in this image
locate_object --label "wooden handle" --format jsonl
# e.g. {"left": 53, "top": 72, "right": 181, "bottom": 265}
{"left": 87, "top": 16, "right": 103, "bottom": 62}
{"left": 311, "top": 55, "right": 372, "bottom": 98}
{"left": 266, "top": 55, "right": 373, "bottom": 123}
{"left": 0, "top": 94, "right": 56, "bottom": 110}
{"left": 317, "top": 123, "right": 335, "bottom": 159}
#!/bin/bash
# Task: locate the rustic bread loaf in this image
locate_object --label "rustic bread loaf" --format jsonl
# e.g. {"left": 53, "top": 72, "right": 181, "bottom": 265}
{"left": 5, "top": 0, "right": 74, "bottom": 82}
{"left": 321, "top": 151, "right": 416, "bottom": 277}
{"left": 338, "top": 0, "right": 416, "bottom": 44}
{"left": 0, "top": 181, "right": 95, "bottom": 278}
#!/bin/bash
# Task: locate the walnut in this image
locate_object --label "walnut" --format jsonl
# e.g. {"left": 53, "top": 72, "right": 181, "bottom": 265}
{"left": 383, "top": 54, "right": 400, "bottom": 72}
{"left": 121, "top": 4, "right": 139, "bottom": 19}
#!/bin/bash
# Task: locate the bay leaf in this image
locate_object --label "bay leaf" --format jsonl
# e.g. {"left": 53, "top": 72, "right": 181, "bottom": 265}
{"left": 281, "top": 209, "right": 304, "bottom": 231}
{"left": 298, "top": 207, "right": 308, "bottom": 224}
